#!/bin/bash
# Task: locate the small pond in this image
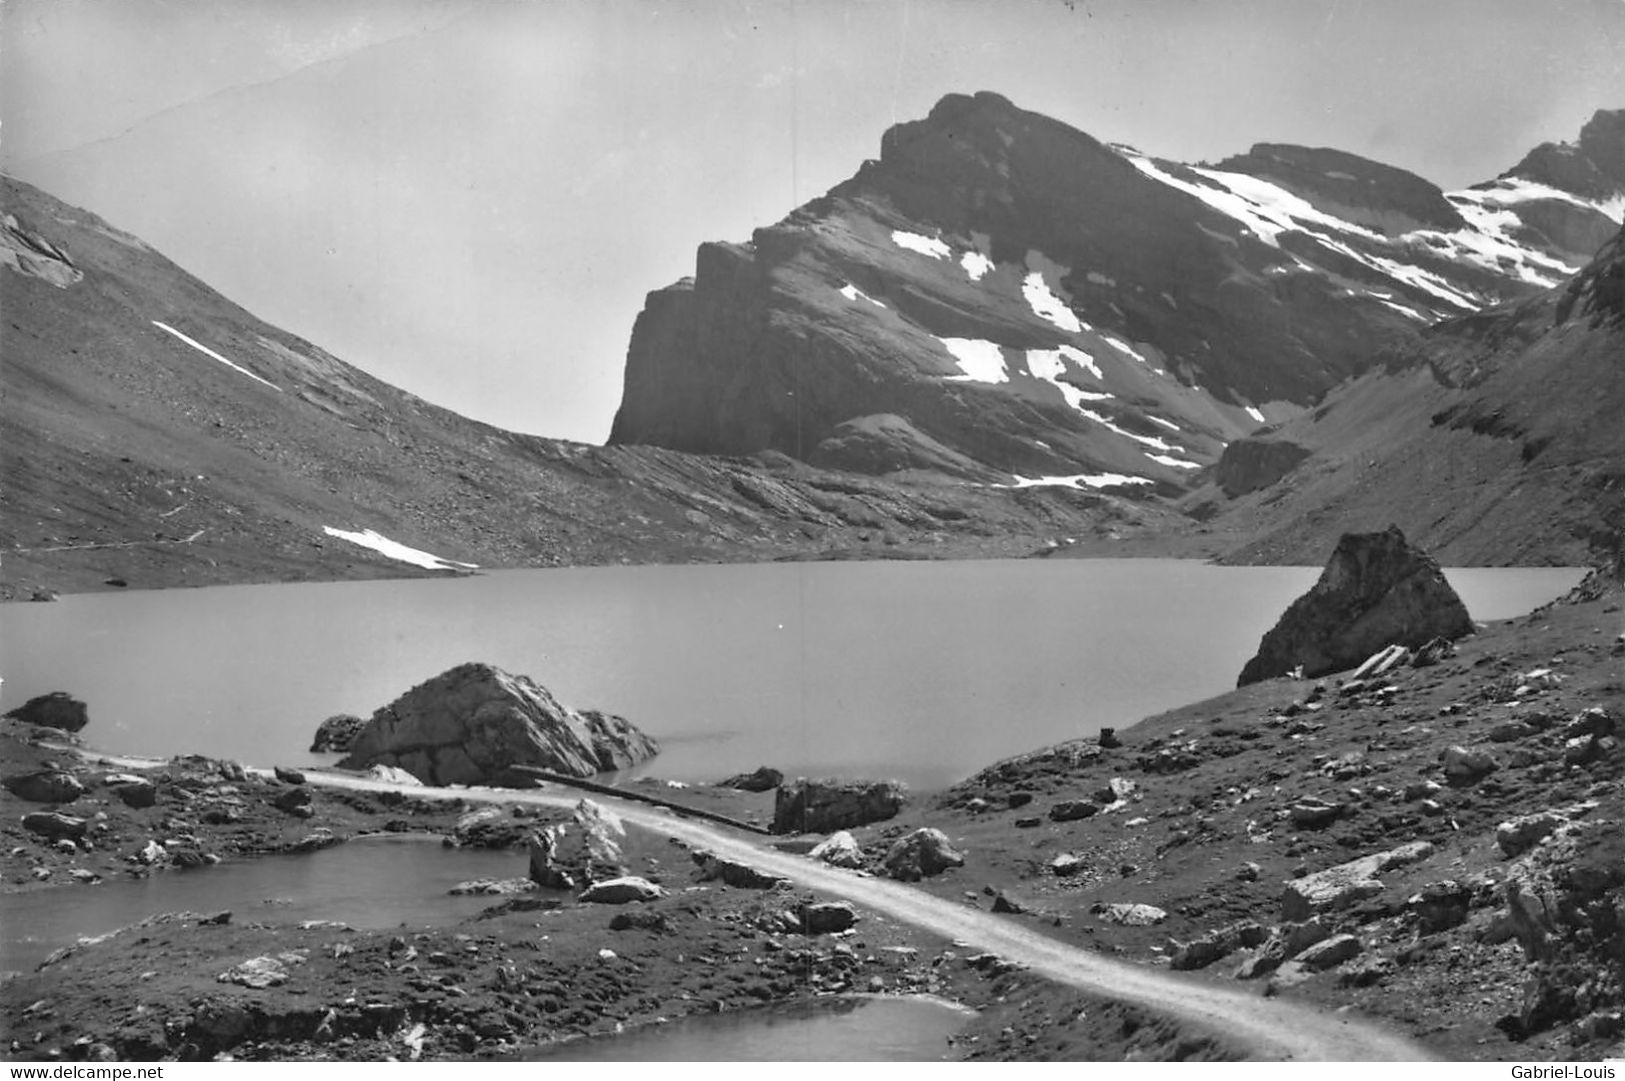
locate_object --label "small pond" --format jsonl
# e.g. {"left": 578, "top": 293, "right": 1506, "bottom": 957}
{"left": 522, "top": 994, "right": 972, "bottom": 1061}
{"left": 1, "top": 834, "right": 523, "bottom": 974}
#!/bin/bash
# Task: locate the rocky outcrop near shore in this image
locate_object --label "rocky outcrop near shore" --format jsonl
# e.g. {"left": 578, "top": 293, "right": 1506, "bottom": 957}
{"left": 337, "top": 664, "right": 658, "bottom": 785}
{"left": 3, "top": 692, "right": 89, "bottom": 733}
{"left": 309, "top": 714, "right": 364, "bottom": 753}
{"left": 772, "top": 778, "right": 906, "bottom": 835}
{"left": 1237, "top": 526, "right": 1473, "bottom": 685}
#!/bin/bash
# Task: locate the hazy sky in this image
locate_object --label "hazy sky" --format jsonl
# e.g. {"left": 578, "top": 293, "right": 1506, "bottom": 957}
{"left": 4, "top": 0, "right": 1623, "bottom": 443}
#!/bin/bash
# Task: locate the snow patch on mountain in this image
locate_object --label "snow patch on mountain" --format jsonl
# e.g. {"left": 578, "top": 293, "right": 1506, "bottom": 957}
{"left": 1027, "top": 345, "right": 1102, "bottom": 381}
{"left": 839, "top": 283, "right": 886, "bottom": 308}
{"left": 938, "top": 337, "right": 1009, "bottom": 383}
{"left": 1146, "top": 453, "right": 1202, "bottom": 470}
{"left": 1440, "top": 191, "right": 1592, "bottom": 284}
{"left": 961, "top": 251, "right": 994, "bottom": 281}
{"left": 1004, "top": 472, "right": 1152, "bottom": 490}
{"left": 1464, "top": 177, "right": 1625, "bottom": 222}
{"left": 1099, "top": 332, "right": 1150, "bottom": 366}
{"left": 1123, "top": 148, "right": 1523, "bottom": 311}
{"left": 152, "top": 321, "right": 281, "bottom": 391}
{"left": 1375, "top": 296, "right": 1432, "bottom": 321}
{"left": 891, "top": 230, "right": 951, "bottom": 259}
{"left": 321, "top": 526, "right": 478, "bottom": 571}
{"left": 1244, "top": 405, "right": 1266, "bottom": 424}
{"left": 1021, "top": 271, "right": 1083, "bottom": 333}
{"left": 1025, "top": 347, "right": 1111, "bottom": 410}
{"left": 1079, "top": 406, "right": 1179, "bottom": 454}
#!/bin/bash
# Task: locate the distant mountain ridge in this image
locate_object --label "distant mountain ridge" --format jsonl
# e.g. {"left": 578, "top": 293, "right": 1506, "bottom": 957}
{"left": 5, "top": 97, "right": 1623, "bottom": 596}
{"left": 609, "top": 94, "right": 1623, "bottom": 507}
{"left": 0, "top": 172, "right": 1162, "bottom": 598}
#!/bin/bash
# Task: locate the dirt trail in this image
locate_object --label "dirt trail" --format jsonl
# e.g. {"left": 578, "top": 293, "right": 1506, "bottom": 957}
{"left": 302, "top": 769, "right": 1430, "bottom": 1061}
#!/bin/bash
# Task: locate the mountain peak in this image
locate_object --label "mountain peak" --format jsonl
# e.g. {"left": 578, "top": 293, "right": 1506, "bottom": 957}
{"left": 1505, "top": 107, "right": 1625, "bottom": 201}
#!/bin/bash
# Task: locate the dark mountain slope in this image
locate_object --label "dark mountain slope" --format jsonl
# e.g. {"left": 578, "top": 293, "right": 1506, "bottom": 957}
{"left": 609, "top": 93, "right": 1602, "bottom": 496}
{"left": 1196, "top": 221, "right": 1625, "bottom": 566}
{"left": 0, "top": 174, "right": 1166, "bottom": 598}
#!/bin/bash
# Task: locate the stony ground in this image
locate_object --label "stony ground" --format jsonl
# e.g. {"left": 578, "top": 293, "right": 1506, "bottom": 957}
{"left": 821, "top": 572, "right": 1624, "bottom": 1061}
{"left": 1, "top": 575, "right": 1619, "bottom": 1062}
{"left": 0, "top": 731, "right": 1241, "bottom": 1062}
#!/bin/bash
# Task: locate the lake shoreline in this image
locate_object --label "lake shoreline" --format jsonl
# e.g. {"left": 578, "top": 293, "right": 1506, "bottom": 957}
{"left": 1, "top": 570, "right": 1620, "bottom": 1061}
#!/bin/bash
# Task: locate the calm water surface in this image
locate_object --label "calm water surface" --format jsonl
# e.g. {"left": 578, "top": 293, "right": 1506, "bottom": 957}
{"left": 0, "top": 834, "right": 524, "bottom": 974}
{"left": 0, "top": 560, "right": 1584, "bottom": 789}
{"left": 523, "top": 995, "right": 970, "bottom": 1061}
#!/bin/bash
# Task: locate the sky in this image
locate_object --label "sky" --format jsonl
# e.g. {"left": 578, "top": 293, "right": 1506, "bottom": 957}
{"left": 3, "top": 0, "right": 1623, "bottom": 444}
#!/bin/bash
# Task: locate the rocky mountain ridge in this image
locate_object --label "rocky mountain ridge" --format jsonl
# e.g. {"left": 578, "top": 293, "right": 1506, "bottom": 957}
{"left": 610, "top": 94, "right": 1623, "bottom": 504}
{"left": 0, "top": 172, "right": 1191, "bottom": 600}
{"left": 1195, "top": 214, "right": 1625, "bottom": 566}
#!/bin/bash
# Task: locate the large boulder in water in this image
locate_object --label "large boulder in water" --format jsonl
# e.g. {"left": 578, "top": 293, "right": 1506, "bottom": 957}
{"left": 3, "top": 692, "right": 88, "bottom": 733}
{"left": 718, "top": 765, "right": 783, "bottom": 792}
{"left": 771, "top": 778, "right": 906, "bottom": 835}
{"left": 1237, "top": 526, "right": 1473, "bottom": 686}
{"left": 337, "top": 663, "right": 658, "bottom": 785}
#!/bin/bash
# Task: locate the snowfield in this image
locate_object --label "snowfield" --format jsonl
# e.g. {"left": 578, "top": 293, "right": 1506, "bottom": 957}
{"left": 1098, "top": 331, "right": 1150, "bottom": 365}
{"left": 152, "top": 321, "right": 280, "bottom": 391}
{"left": 937, "top": 337, "right": 1009, "bottom": 383}
{"left": 960, "top": 251, "right": 994, "bottom": 281}
{"left": 839, "top": 282, "right": 886, "bottom": 308}
{"left": 891, "top": 230, "right": 951, "bottom": 259}
{"left": 1004, "top": 472, "right": 1152, "bottom": 490}
{"left": 1021, "top": 271, "right": 1084, "bottom": 333}
{"left": 1025, "top": 346, "right": 1111, "bottom": 410}
{"left": 322, "top": 527, "right": 478, "bottom": 571}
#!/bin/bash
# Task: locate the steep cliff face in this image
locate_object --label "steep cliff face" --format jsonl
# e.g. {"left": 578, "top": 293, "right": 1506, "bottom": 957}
{"left": 611, "top": 93, "right": 1607, "bottom": 492}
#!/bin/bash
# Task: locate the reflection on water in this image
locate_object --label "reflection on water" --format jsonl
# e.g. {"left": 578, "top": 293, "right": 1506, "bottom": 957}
{"left": 1, "top": 834, "right": 522, "bottom": 974}
{"left": 522, "top": 995, "right": 971, "bottom": 1062}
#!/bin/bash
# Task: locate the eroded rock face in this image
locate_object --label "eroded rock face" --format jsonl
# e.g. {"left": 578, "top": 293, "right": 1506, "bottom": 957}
{"left": 1238, "top": 527, "right": 1474, "bottom": 685}
{"left": 772, "top": 778, "right": 906, "bottom": 835}
{"left": 1497, "top": 819, "right": 1625, "bottom": 1037}
{"left": 3, "top": 692, "right": 89, "bottom": 733}
{"left": 337, "top": 663, "right": 658, "bottom": 785}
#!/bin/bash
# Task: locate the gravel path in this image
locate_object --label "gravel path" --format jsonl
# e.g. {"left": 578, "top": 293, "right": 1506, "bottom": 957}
{"left": 303, "top": 768, "right": 1430, "bottom": 1062}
